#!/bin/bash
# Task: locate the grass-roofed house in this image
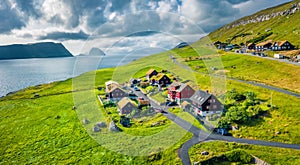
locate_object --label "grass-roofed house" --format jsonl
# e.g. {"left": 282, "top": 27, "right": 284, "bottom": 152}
{"left": 105, "top": 80, "right": 128, "bottom": 101}
{"left": 150, "top": 73, "right": 171, "bottom": 87}
{"left": 117, "top": 97, "right": 138, "bottom": 115}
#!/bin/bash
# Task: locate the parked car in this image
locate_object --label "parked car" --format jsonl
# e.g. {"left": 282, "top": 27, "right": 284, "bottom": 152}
{"left": 166, "top": 101, "right": 177, "bottom": 106}
{"left": 133, "top": 86, "right": 140, "bottom": 91}
{"left": 214, "top": 128, "right": 228, "bottom": 136}
{"left": 260, "top": 53, "right": 267, "bottom": 57}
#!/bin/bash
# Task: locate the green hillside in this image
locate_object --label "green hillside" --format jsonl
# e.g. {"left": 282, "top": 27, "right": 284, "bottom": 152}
{"left": 208, "top": 0, "right": 300, "bottom": 47}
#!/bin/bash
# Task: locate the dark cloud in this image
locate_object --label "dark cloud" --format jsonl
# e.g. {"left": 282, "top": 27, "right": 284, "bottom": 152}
{"left": 0, "top": 0, "right": 25, "bottom": 33}
{"left": 0, "top": 0, "right": 293, "bottom": 47}
{"left": 38, "top": 30, "right": 89, "bottom": 41}
{"left": 226, "top": 0, "right": 250, "bottom": 4}
{"left": 126, "top": 31, "right": 159, "bottom": 37}
{"left": 14, "top": 0, "right": 42, "bottom": 18}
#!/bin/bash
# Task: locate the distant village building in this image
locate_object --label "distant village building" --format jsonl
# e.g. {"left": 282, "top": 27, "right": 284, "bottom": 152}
{"left": 247, "top": 43, "right": 256, "bottom": 50}
{"left": 274, "top": 54, "right": 286, "bottom": 59}
{"left": 256, "top": 40, "right": 294, "bottom": 51}
{"left": 255, "top": 40, "right": 273, "bottom": 51}
{"left": 213, "top": 41, "right": 227, "bottom": 50}
{"left": 271, "top": 41, "right": 294, "bottom": 51}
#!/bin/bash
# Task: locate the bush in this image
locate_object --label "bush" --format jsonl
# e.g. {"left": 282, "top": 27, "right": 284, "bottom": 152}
{"left": 225, "top": 149, "right": 253, "bottom": 164}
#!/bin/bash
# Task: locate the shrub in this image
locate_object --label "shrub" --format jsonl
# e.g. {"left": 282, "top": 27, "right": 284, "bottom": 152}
{"left": 225, "top": 149, "right": 253, "bottom": 164}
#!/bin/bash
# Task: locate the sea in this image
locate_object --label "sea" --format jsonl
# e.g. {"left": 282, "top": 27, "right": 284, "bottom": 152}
{"left": 0, "top": 54, "right": 146, "bottom": 97}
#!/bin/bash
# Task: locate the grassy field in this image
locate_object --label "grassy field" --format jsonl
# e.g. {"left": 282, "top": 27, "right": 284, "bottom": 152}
{"left": 0, "top": 68, "right": 193, "bottom": 164}
{"left": 189, "top": 141, "right": 300, "bottom": 165}
{"left": 1, "top": 44, "right": 300, "bottom": 164}
{"left": 179, "top": 50, "right": 300, "bottom": 93}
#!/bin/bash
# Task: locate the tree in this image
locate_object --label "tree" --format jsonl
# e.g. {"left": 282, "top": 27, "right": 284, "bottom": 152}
{"left": 226, "top": 106, "right": 249, "bottom": 124}
{"left": 243, "top": 91, "right": 256, "bottom": 101}
{"left": 227, "top": 89, "right": 246, "bottom": 102}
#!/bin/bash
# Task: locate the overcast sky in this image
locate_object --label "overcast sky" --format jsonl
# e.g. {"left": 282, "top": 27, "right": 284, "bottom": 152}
{"left": 0, "top": 0, "right": 291, "bottom": 55}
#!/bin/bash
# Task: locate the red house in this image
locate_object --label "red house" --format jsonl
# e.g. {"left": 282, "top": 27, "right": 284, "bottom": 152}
{"left": 168, "top": 82, "right": 195, "bottom": 104}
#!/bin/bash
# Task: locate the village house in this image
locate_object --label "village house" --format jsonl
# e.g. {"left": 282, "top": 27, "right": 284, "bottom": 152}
{"left": 105, "top": 80, "right": 119, "bottom": 92}
{"left": 255, "top": 40, "right": 273, "bottom": 51}
{"left": 168, "top": 82, "right": 195, "bottom": 104}
{"left": 150, "top": 73, "right": 171, "bottom": 87}
{"left": 247, "top": 43, "right": 256, "bottom": 50}
{"left": 274, "top": 54, "right": 287, "bottom": 59}
{"left": 117, "top": 97, "right": 138, "bottom": 115}
{"left": 271, "top": 41, "right": 294, "bottom": 51}
{"left": 105, "top": 80, "right": 128, "bottom": 101}
{"left": 213, "top": 41, "right": 227, "bottom": 50}
{"left": 146, "top": 69, "right": 158, "bottom": 80}
{"left": 185, "top": 90, "right": 223, "bottom": 117}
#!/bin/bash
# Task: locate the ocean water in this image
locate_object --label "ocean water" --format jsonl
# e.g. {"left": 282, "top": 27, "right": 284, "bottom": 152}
{"left": 0, "top": 54, "right": 145, "bottom": 97}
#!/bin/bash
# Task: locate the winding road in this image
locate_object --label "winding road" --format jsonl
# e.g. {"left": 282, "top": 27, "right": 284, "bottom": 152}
{"left": 132, "top": 88, "right": 300, "bottom": 165}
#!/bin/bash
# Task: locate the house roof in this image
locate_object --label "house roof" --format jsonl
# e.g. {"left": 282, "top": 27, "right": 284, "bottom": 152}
{"left": 105, "top": 80, "right": 119, "bottom": 86}
{"left": 247, "top": 43, "right": 255, "bottom": 47}
{"left": 107, "top": 85, "right": 125, "bottom": 93}
{"left": 275, "top": 40, "right": 290, "bottom": 47}
{"left": 146, "top": 69, "right": 157, "bottom": 76}
{"left": 181, "top": 101, "right": 191, "bottom": 107}
{"left": 256, "top": 40, "right": 273, "bottom": 46}
{"left": 169, "top": 82, "right": 194, "bottom": 92}
{"left": 118, "top": 97, "right": 135, "bottom": 109}
{"left": 151, "top": 73, "right": 169, "bottom": 81}
{"left": 170, "top": 81, "right": 181, "bottom": 87}
{"left": 139, "top": 99, "right": 150, "bottom": 105}
{"left": 190, "top": 90, "right": 212, "bottom": 105}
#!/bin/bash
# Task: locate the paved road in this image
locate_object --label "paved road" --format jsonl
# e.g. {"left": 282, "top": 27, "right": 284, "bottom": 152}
{"left": 170, "top": 55, "right": 300, "bottom": 99}
{"left": 241, "top": 53, "right": 300, "bottom": 66}
{"left": 163, "top": 109, "right": 300, "bottom": 165}
{"left": 129, "top": 85, "right": 300, "bottom": 164}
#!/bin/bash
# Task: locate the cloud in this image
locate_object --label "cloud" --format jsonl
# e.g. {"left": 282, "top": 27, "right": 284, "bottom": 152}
{"left": 38, "top": 30, "right": 89, "bottom": 41}
{"left": 0, "top": 0, "right": 25, "bottom": 33}
{"left": 0, "top": 0, "right": 293, "bottom": 54}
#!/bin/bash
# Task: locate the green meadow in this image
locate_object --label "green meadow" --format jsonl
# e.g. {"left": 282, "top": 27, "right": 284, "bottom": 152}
{"left": 1, "top": 46, "right": 300, "bottom": 164}
{"left": 189, "top": 141, "right": 300, "bottom": 165}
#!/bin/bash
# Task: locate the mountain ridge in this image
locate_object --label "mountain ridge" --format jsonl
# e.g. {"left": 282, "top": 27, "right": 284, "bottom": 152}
{"left": 0, "top": 42, "right": 73, "bottom": 60}
{"left": 207, "top": 0, "right": 300, "bottom": 47}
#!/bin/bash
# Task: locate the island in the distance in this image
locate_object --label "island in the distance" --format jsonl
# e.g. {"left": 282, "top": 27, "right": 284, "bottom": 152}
{"left": 0, "top": 42, "right": 73, "bottom": 60}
